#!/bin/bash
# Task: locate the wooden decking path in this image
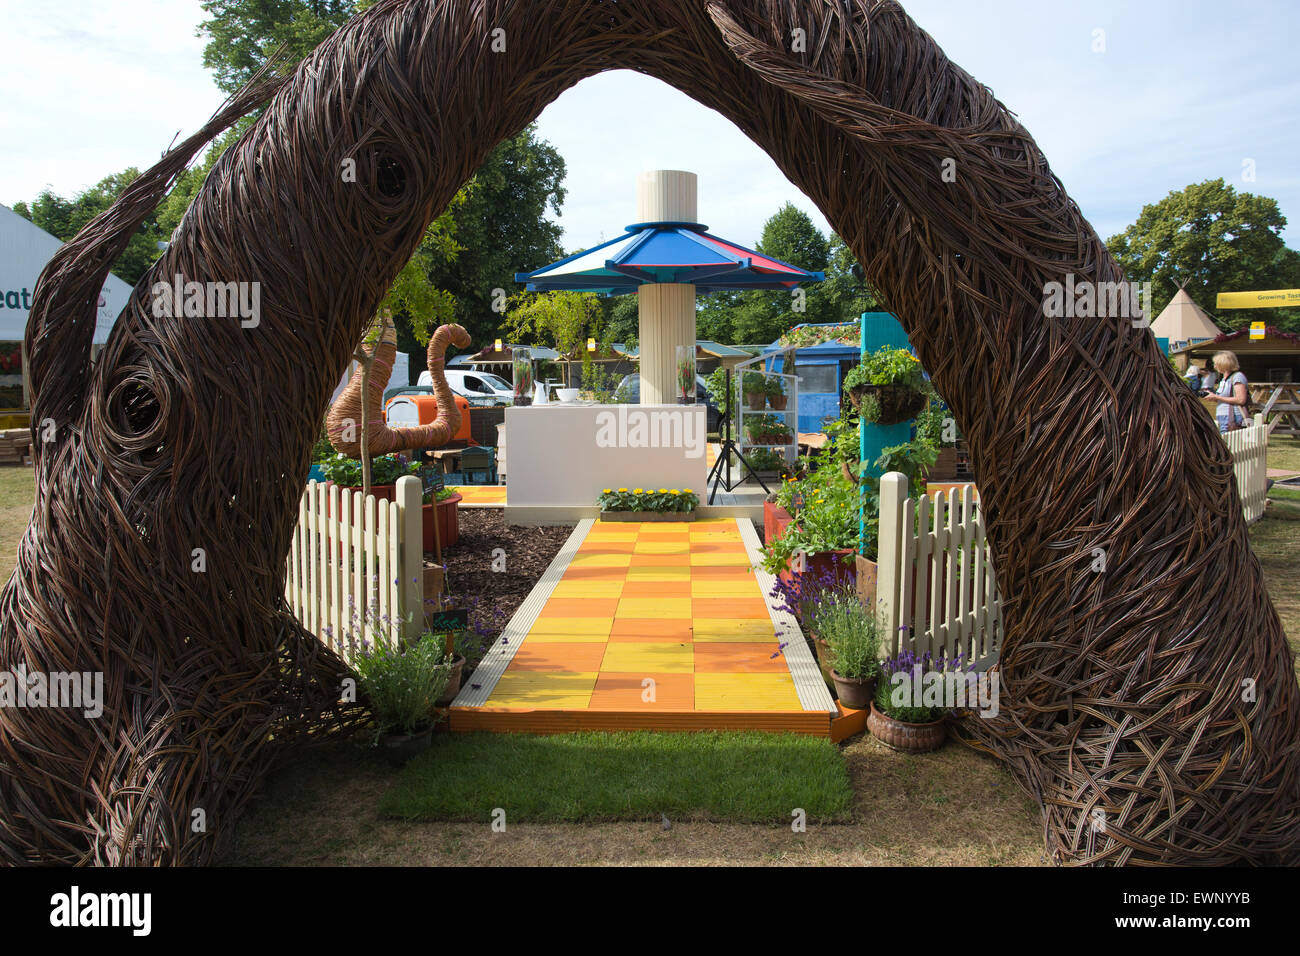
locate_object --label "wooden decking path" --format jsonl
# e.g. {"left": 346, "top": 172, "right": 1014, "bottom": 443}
{"left": 449, "top": 517, "right": 839, "bottom": 734}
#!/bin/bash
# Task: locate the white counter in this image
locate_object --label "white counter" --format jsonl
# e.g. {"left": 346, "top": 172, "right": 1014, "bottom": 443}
{"left": 505, "top": 404, "right": 708, "bottom": 523}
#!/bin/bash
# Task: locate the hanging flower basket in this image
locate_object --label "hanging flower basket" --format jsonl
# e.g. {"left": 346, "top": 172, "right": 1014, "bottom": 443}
{"left": 848, "top": 383, "right": 927, "bottom": 425}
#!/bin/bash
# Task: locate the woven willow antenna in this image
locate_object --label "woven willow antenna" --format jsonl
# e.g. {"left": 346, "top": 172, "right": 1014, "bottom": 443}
{"left": 4, "top": 0, "right": 1297, "bottom": 865}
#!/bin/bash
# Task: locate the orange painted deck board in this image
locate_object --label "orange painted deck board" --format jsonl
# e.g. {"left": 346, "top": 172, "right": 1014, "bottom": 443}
{"left": 452, "top": 517, "right": 836, "bottom": 736}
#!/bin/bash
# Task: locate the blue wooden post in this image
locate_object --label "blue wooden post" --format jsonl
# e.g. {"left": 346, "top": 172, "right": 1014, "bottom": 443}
{"left": 858, "top": 312, "right": 914, "bottom": 553}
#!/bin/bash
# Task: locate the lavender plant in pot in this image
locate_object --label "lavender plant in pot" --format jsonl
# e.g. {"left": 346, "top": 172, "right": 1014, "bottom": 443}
{"left": 352, "top": 633, "right": 452, "bottom": 766}
{"left": 813, "top": 585, "right": 882, "bottom": 710}
{"left": 867, "top": 649, "right": 972, "bottom": 753}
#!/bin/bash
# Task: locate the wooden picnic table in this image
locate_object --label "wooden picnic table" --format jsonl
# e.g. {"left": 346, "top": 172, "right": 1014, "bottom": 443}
{"left": 1251, "top": 382, "right": 1300, "bottom": 435}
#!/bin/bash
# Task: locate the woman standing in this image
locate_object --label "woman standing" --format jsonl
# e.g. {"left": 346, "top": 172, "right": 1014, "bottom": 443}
{"left": 1203, "top": 350, "right": 1250, "bottom": 433}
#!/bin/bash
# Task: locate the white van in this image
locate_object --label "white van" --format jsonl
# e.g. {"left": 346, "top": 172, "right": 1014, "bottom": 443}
{"left": 417, "top": 368, "right": 514, "bottom": 405}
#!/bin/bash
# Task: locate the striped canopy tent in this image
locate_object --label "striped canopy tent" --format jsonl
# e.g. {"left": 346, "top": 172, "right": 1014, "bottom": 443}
{"left": 516, "top": 220, "right": 824, "bottom": 295}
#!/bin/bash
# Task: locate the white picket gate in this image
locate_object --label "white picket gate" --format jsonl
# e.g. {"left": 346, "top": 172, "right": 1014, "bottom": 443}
{"left": 875, "top": 473, "right": 1004, "bottom": 667}
{"left": 284, "top": 474, "right": 424, "bottom": 662}
{"left": 872, "top": 418, "right": 1270, "bottom": 666}
{"left": 1224, "top": 414, "right": 1269, "bottom": 523}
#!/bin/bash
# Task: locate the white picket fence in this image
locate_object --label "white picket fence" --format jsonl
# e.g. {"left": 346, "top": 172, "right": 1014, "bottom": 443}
{"left": 875, "top": 474, "right": 1003, "bottom": 667}
{"left": 1225, "top": 414, "right": 1269, "bottom": 523}
{"left": 872, "top": 419, "right": 1270, "bottom": 666}
{"left": 284, "top": 474, "right": 424, "bottom": 662}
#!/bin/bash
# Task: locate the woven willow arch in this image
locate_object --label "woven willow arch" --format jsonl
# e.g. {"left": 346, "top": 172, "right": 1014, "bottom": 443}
{"left": 6, "top": 0, "right": 1298, "bottom": 865}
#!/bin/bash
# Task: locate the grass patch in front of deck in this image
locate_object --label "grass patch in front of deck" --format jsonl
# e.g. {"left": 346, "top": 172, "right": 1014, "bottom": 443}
{"left": 380, "top": 730, "right": 853, "bottom": 824}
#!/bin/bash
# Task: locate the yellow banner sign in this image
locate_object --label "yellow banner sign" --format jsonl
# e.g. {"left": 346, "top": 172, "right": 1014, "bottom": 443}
{"left": 1216, "top": 289, "right": 1300, "bottom": 309}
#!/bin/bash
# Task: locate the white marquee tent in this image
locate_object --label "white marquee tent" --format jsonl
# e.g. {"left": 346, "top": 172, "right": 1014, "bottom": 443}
{"left": 0, "top": 202, "right": 132, "bottom": 344}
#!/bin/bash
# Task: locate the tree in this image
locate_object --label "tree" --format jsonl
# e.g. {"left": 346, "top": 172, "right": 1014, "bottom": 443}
{"left": 1107, "top": 179, "right": 1300, "bottom": 332}
{"left": 199, "top": 0, "right": 359, "bottom": 94}
{"left": 14, "top": 172, "right": 164, "bottom": 286}
{"left": 723, "top": 203, "right": 842, "bottom": 344}
{"left": 413, "top": 127, "right": 567, "bottom": 351}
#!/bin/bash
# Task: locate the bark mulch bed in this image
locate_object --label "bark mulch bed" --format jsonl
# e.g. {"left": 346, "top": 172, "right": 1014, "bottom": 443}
{"left": 435, "top": 509, "right": 571, "bottom": 676}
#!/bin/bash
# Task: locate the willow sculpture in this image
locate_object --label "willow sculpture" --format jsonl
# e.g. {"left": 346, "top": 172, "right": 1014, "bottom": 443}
{"left": 4, "top": 0, "right": 1297, "bottom": 866}
{"left": 326, "top": 319, "right": 472, "bottom": 457}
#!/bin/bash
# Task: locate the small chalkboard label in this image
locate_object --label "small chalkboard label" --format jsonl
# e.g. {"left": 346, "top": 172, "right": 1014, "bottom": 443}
{"left": 426, "top": 609, "right": 469, "bottom": 632}
{"left": 420, "top": 463, "right": 445, "bottom": 496}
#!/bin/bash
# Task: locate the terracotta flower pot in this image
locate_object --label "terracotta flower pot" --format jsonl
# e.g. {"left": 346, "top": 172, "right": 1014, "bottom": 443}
{"left": 867, "top": 700, "right": 947, "bottom": 753}
{"left": 831, "top": 669, "right": 877, "bottom": 711}
{"left": 435, "top": 654, "right": 465, "bottom": 706}
{"left": 809, "top": 630, "right": 837, "bottom": 692}
{"left": 746, "top": 392, "right": 767, "bottom": 411}
{"left": 421, "top": 493, "right": 462, "bottom": 550}
{"left": 769, "top": 394, "right": 788, "bottom": 410}
{"left": 379, "top": 723, "right": 433, "bottom": 766}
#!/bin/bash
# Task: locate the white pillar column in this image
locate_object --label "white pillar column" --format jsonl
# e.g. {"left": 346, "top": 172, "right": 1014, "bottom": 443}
{"left": 635, "top": 170, "right": 698, "bottom": 406}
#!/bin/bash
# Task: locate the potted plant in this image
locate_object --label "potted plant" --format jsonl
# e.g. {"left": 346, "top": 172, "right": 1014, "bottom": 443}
{"left": 759, "top": 464, "right": 862, "bottom": 585}
{"left": 744, "top": 414, "right": 792, "bottom": 446}
{"left": 352, "top": 633, "right": 453, "bottom": 765}
{"left": 742, "top": 370, "right": 768, "bottom": 411}
{"left": 769, "top": 564, "right": 855, "bottom": 691}
{"left": 810, "top": 584, "right": 881, "bottom": 709}
{"left": 318, "top": 453, "right": 421, "bottom": 503}
{"left": 598, "top": 487, "right": 700, "bottom": 522}
{"left": 867, "top": 649, "right": 965, "bottom": 753}
{"left": 740, "top": 447, "right": 788, "bottom": 478}
{"left": 766, "top": 376, "right": 789, "bottom": 410}
{"left": 422, "top": 485, "right": 463, "bottom": 550}
{"left": 842, "top": 346, "right": 930, "bottom": 425}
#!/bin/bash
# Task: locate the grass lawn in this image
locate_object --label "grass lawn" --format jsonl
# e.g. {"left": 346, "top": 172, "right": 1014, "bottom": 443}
{"left": 1268, "top": 435, "right": 1300, "bottom": 474}
{"left": 0, "top": 467, "right": 34, "bottom": 583}
{"left": 222, "top": 730, "right": 1042, "bottom": 866}
{"left": 380, "top": 731, "right": 854, "bottom": 824}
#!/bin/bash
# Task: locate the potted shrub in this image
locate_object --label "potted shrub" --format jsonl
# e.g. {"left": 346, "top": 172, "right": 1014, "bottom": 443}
{"left": 867, "top": 649, "right": 967, "bottom": 753}
{"left": 352, "top": 633, "right": 453, "bottom": 765}
{"left": 597, "top": 487, "right": 700, "bottom": 522}
{"left": 810, "top": 584, "right": 881, "bottom": 709}
{"left": 742, "top": 370, "right": 768, "bottom": 411}
{"left": 766, "top": 376, "right": 789, "bottom": 410}
{"left": 843, "top": 346, "right": 930, "bottom": 425}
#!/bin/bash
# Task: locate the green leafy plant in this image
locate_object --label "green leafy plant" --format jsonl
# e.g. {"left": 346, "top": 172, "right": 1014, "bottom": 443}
{"left": 317, "top": 453, "right": 422, "bottom": 488}
{"left": 762, "top": 465, "right": 873, "bottom": 573}
{"left": 764, "top": 376, "right": 786, "bottom": 398}
{"left": 704, "top": 366, "right": 731, "bottom": 418}
{"left": 598, "top": 487, "right": 700, "bottom": 513}
{"left": 779, "top": 323, "right": 859, "bottom": 349}
{"left": 811, "top": 586, "right": 882, "bottom": 680}
{"left": 738, "top": 448, "right": 788, "bottom": 473}
{"left": 352, "top": 634, "right": 453, "bottom": 743}
{"left": 741, "top": 370, "right": 768, "bottom": 396}
{"left": 874, "top": 649, "right": 973, "bottom": 724}
{"left": 424, "top": 486, "right": 458, "bottom": 505}
{"left": 842, "top": 345, "right": 927, "bottom": 391}
{"left": 743, "top": 413, "right": 792, "bottom": 445}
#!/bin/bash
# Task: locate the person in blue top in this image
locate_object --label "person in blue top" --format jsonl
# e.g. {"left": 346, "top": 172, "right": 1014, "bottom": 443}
{"left": 1202, "top": 351, "right": 1250, "bottom": 433}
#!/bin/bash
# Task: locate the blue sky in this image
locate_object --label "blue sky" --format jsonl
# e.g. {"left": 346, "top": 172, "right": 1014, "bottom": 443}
{"left": 2, "top": 0, "right": 1297, "bottom": 251}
